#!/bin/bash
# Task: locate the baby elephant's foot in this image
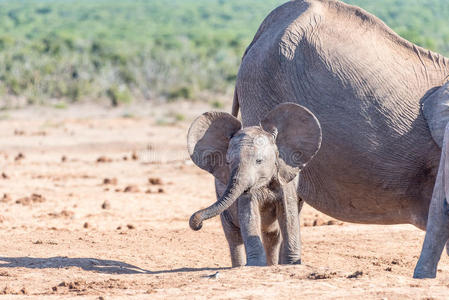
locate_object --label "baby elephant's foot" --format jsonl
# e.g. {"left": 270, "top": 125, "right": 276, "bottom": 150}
{"left": 246, "top": 252, "right": 267, "bottom": 267}
{"left": 282, "top": 258, "right": 301, "bottom": 265}
{"left": 246, "top": 259, "right": 266, "bottom": 267}
{"left": 289, "top": 258, "right": 302, "bottom": 265}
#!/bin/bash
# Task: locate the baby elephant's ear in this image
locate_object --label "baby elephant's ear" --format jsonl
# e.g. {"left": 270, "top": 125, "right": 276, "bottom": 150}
{"left": 187, "top": 112, "right": 242, "bottom": 184}
{"left": 261, "top": 103, "right": 322, "bottom": 184}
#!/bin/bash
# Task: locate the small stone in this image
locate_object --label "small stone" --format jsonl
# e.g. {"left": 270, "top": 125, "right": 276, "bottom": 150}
{"left": 103, "top": 178, "right": 118, "bottom": 185}
{"left": 83, "top": 222, "right": 90, "bottom": 229}
{"left": 126, "top": 224, "right": 135, "bottom": 230}
{"left": 158, "top": 188, "right": 164, "bottom": 193}
{"left": 124, "top": 185, "right": 140, "bottom": 193}
{"left": 1, "top": 173, "right": 9, "bottom": 179}
{"left": 1, "top": 194, "right": 11, "bottom": 203}
{"left": 61, "top": 156, "right": 67, "bottom": 162}
{"left": 148, "top": 177, "right": 162, "bottom": 185}
{"left": 96, "top": 156, "right": 112, "bottom": 163}
{"left": 131, "top": 152, "right": 139, "bottom": 160}
{"left": 16, "top": 197, "right": 31, "bottom": 205}
{"left": 31, "top": 194, "right": 45, "bottom": 203}
{"left": 14, "top": 153, "right": 25, "bottom": 161}
{"left": 313, "top": 218, "right": 325, "bottom": 227}
{"left": 101, "top": 201, "right": 111, "bottom": 210}
{"left": 2, "top": 286, "right": 13, "bottom": 294}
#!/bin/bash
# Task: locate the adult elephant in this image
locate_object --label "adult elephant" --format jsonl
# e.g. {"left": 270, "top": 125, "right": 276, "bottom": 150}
{"left": 191, "top": 0, "right": 449, "bottom": 278}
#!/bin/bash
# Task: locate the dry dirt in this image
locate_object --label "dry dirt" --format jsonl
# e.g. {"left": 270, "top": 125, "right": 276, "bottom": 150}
{"left": 0, "top": 103, "right": 448, "bottom": 299}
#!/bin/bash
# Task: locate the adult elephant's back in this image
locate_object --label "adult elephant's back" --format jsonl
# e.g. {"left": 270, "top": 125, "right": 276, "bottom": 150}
{"left": 235, "top": 0, "right": 448, "bottom": 228}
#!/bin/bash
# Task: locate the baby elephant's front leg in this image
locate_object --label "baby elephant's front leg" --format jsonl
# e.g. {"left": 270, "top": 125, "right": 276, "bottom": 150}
{"left": 238, "top": 194, "right": 267, "bottom": 266}
{"left": 277, "top": 182, "right": 302, "bottom": 264}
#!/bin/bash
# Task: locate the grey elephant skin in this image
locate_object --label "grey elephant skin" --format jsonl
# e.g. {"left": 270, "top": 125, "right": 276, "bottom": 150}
{"left": 225, "top": 0, "right": 449, "bottom": 278}
{"left": 187, "top": 104, "right": 321, "bottom": 266}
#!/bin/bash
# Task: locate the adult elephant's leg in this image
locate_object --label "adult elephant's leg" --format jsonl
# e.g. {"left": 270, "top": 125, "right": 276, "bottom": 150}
{"left": 277, "top": 182, "right": 302, "bottom": 264}
{"left": 220, "top": 211, "right": 245, "bottom": 267}
{"left": 413, "top": 196, "right": 449, "bottom": 278}
{"left": 238, "top": 194, "right": 266, "bottom": 266}
{"left": 414, "top": 126, "right": 449, "bottom": 278}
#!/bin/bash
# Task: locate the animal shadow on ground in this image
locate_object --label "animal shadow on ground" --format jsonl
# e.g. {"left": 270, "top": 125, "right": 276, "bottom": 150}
{"left": 0, "top": 256, "right": 228, "bottom": 275}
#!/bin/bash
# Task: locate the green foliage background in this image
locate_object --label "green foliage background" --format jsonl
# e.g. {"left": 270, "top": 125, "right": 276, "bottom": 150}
{"left": 0, "top": 0, "right": 448, "bottom": 106}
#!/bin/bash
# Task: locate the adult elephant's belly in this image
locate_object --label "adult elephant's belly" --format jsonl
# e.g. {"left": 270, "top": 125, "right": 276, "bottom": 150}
{"left": 238, "top": 67, "right": 439, "bottom": 226}
{"left": 293, "top": 100, "right": 440, "bottom": 226}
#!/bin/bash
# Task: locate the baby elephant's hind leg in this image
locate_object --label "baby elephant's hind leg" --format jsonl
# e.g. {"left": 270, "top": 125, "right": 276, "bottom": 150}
{"left": 262, "top": 229, "right": 281, "bottom": 265}
{"left": 261, "top": 205, "right": 282, "bottom": 265}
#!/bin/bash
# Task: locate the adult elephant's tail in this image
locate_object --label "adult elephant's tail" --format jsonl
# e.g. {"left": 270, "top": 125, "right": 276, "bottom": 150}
{"left": 231, "top": 88, "right": 239, "bottom": 118}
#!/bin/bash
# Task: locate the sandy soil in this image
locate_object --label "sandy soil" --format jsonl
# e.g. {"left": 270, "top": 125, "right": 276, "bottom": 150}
{"left": 0, "top": 103, "right": 448, "bottom": 299}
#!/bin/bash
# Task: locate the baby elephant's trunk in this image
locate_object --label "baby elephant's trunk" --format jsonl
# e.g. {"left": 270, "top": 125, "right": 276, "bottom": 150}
{"left": 189, "top": 170, "right": 247, "bottom": 231}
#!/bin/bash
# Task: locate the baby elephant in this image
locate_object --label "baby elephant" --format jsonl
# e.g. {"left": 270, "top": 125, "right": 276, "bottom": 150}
{"left": 187, "top": 103, "right": 322, "bottom": 266}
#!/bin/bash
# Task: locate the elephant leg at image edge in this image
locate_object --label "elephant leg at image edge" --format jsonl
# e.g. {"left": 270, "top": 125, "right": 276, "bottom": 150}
{"left": 414, "top": 126, "right": 449, "bottom": 278}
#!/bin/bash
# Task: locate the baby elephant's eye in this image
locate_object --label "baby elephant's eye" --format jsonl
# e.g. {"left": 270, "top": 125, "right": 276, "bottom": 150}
{"left": 256, "top": 159, "right": 263, "bottom": 164}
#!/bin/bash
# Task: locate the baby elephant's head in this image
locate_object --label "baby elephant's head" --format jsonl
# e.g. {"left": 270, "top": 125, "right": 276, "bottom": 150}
{"left": 187, "top": 103, "right": 322, "bottom": 230}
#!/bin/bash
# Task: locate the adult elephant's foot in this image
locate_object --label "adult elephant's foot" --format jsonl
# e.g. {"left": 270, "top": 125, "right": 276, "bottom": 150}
{"left": 245, "top": 244, "right": 267, "bottom": 267}
{"left": 413, "top": 263, "right": 437, "bottom": 279}
{"left": 413, "top": 216, "right": 448, "bottom": 278}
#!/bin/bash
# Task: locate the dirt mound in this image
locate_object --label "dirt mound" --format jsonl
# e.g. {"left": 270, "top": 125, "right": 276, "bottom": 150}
{"left": 15, "top": 194, "right": 46, "bottom": 206}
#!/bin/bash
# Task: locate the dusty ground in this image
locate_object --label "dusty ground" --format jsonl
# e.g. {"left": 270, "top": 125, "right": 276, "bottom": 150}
{"left": 0, "top": 103, "right": 448, "bottom": 299}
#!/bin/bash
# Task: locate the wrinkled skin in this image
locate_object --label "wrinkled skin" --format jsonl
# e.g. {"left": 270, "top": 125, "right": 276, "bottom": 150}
{"left": 187, "top": 104, "right": 321, "bottom": 266}
{"left": 230, "top": 0, "right": 449, "bottom": 277}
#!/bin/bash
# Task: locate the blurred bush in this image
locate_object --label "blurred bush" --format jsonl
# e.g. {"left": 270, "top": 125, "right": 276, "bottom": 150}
{"left": 0, "top": 0, "right": 448, "bottom": 106}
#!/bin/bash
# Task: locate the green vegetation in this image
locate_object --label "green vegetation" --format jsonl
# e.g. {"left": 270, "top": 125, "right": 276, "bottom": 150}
{"left": 0, "top": 0, "right": 448, "bottom": 106}
{"left": 345, "top": 0, "right": 449, "bottom": 53}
